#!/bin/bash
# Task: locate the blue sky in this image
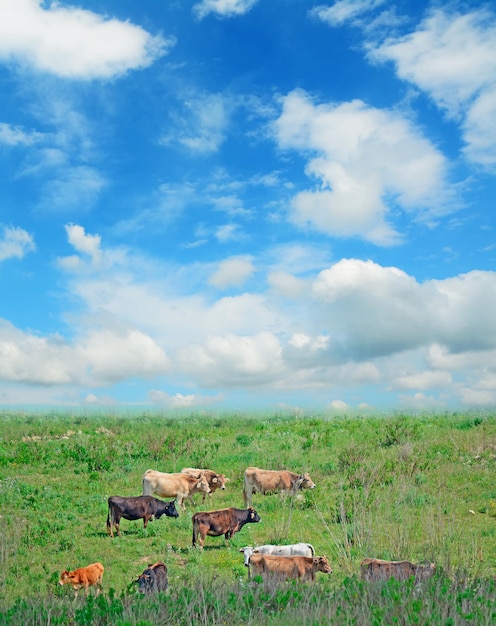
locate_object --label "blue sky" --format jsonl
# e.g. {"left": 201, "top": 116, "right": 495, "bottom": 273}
{"left": 0, "top": 0, "right": 495, "bottom": 413}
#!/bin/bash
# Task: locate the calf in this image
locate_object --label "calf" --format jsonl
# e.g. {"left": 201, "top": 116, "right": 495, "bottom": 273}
{"left": 107, "top": 495, "right": 178, "bottom": 537}
{"left": 135, "top": 561, "right": 168, "bottom": 595}
{"left": 240, "top": 542, "right": 315, "bottom": 567}
{"left": 360, "top": 558, "right": 436, "bottom": 582}
{"left": 59, "top": 562, "right": 104, "bottom": 596}
{"left": 181, "top": 467, "right": 229, "bottom": 504}
{"left": 248, "top": 554, "right": 332, "bottom": 582}
{"left": 192, "top": 507, "right": 261, "bottom": 548}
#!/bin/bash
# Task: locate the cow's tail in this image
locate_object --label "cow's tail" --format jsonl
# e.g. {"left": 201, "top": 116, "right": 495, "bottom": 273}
{"left": 142, "top": 471, "right": 152, "bottom": 496}
{"left": 106, "top": 500, "right": 113, "bottom": 535}
{"left": 242, "top": 472, "right": 250, "bottom": 508}
{"left": 192, "top": 516, "right": 198, "bottom": 547}
{"left": 307, "top": 543, "right": 315, "bottom": 556}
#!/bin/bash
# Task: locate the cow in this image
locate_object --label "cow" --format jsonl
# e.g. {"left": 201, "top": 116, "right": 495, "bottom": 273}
{"left": 360, "top": 558, "right": 436, "bottom": 583}
{"left": 135, "top": 561, "right": 168, "bottom": 595}
{"left": 107, "top": 495, "right": 179, "bottom": 537}
{"left": 192, "top": 507, "right": 261, "bottom": 548}
{"left": 59, "top": 562, "right": 104, "bottom": 596}
{"left": 240, "top": 543, "right": 315, "bottom": 567}
{"left": 248, "top": 554, "right": 332, "bottom": 582}
{"left": 142, "top": 469, "right": 210, "bottom": 511}
{"left": 243, "top": 467, "right": 316, "bottom": 507}
{"left": 181, "top": 467, "right": 229, "bottom": 504}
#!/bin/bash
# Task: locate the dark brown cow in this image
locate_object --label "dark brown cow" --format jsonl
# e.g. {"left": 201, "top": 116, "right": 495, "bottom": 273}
{"left": 360, "top": 558, "right": 436, "bottom": 582}
{"left": 59, "top": 562, "right": 104, "bottom": 596}
{"left": 243, "top": 467, "right": 316, "bottom": 507}
{"left": 248, "top": 554, "right": 332, "bottom": 581}
{"left": 135, "top": 561, "right": 168, "bottom": 595}
{"left": 107, "top": 495, "right": 178, "bottom": 537}
{"left": 181, "top": 467, "right": 229, "bottom": 503}
{"left": 192, "top": 507, "right": 261, "bottom": 548}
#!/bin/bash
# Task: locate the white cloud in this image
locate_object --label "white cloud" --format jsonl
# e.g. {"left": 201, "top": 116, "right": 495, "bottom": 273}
{"left": 274, "top": 89, "right": 449, "bottom": 245}
{"left": 0, "top": 319, "right": 169, "bottom": 387}
{"left": 215, "top": 223, "right": 241, "bottom": 243}
{"left": 311, "top": 0, "right": 387, "bottom": 27}
{"left": 0, "top": 122, "right": 42, "bottom": 146}
{"left": 208, "top": 256, "right": 254, "bottom": 288}
{"left": 0, "top": 0, "right": 172, "bottom": 79}
{"left": 163, "top": 93, "right": 230, "bottom": 154}
{"left": 370, "top": 8, "right": 496, "bottom": 168}
{"left": 38, "top": 166, "right": 106, "bottom": 213}
{"left": 148, "top": 390, "right": 223, "bottom": 409}
{"left": 390, "top": 370, "right": 452, "bottom": 391}
{"left": 0, "top": 225, "right": 35, "bottom": 261}
{"left": 193, "top": 0, "right": 259, "bottom": 20}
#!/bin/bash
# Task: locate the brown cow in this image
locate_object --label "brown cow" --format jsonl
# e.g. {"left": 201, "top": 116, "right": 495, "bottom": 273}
{"left": 192, "top": 507, "right": 261, "bottom": 548}
{"left": 243, "top": 467, "right": 316, "bottom": 507}
{"left": 360, "top": 558, "right": 436, "bottom": 582}
{"left": 181, "top": 467, "right": 229, "bottom": 503}
{"left": 142, "top": 469, "right": 210, "bottom": 511}
{"left": 59, "top": 562, "right": 104, "bottom": 596}
{"left": 248, "top": 554, "right": 332, "bottom": 581}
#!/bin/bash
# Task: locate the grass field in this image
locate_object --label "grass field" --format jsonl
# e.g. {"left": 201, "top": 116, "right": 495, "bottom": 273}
{"left": 1, "top": 410, "right": 495, "bottom": 624}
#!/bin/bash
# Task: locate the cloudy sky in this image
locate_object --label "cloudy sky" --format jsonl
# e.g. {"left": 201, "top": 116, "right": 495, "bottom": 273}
{"left": 0, "top": 0, "right": 495, "bottom": 413}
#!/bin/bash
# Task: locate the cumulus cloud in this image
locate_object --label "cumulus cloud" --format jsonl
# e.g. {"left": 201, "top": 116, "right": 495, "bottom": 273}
{"left": 0, "top": 0, "right": 172, "bottom": 79}
{"left": 0, "top": 225, "right": 35, "bottom": 261}
{"left": 148, "top": 390, "right": 223, "bottom": 409}
{"left": 0, "top": 319, "right": 169, "bottom": 387}
{"left": 193, "top": 0, "right": 259, "bottom": 20}
{"left": 369, "top": 8, "right": 496, "bottom": 168}
{"left": 208, "top": 256, "right": 254, "bottom": 288}
{"left": 274, "top": 89, "right": 449, "bottom": 245}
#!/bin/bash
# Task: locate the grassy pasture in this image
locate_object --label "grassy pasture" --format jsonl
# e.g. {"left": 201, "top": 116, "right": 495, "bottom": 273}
{"left": 0, "top": 410, "right": 496, "bottom": 624}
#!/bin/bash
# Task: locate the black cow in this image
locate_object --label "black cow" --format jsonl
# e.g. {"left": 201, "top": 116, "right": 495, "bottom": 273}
{"left": 192, "top": 507, "right": 261, "bottom": 548}
{"left": 107, "top": 495, "right": 178, "bottom": 537}
{"left": 135, "top": 561, "right": 168, "bottom": 594}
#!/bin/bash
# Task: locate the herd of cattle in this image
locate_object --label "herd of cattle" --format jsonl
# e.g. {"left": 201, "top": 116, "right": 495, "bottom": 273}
{"left": 58, "top": 466, "right": 436, "bottom": 595}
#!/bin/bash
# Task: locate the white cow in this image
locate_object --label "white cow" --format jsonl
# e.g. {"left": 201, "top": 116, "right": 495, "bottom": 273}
{"left": 240, "top": 542, "right": 315, "bottom": 570}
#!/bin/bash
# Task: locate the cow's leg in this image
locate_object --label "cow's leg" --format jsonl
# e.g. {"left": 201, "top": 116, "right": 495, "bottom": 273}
{"left": 143, "top": 515, "right": 150, "bottom": 529}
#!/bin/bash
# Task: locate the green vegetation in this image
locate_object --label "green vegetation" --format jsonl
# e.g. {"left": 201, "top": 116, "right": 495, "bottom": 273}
{"left": 1, "top": 410, "right": 495, "bottom": 624}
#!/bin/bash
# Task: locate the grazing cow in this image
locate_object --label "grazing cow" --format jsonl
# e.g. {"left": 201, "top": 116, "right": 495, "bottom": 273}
{"left": 248, "top": 554, "right": 332, "bottom": 582}
{"left": 181, "top": 467, "right": 229, "bottom": 503}
{"left": 107, "top": 495, "right": 178, "bottom": 537}
{"left": 135, "top": 561, "right": 168, "bottom": 595}
{"left": 360, "top": 558, "right": 436, "bottom": 582}
{"left": 59, "top": 562, "right": 104, "bottom": 596}
{"left": 243, "top": 467, "right": 316, "bottom": 507}
{"left": 240, "top": 543, "right": 315, "bottom": 567}
{"left": 192, "top": 507, "right": 261, "bottom": 548}
{"left": 142, "top": 469, "right": 210, "bottom": 511}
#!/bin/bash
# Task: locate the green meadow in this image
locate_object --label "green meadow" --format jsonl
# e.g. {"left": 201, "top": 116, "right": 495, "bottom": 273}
{"left": 1, "top": 410, "right": 495, "bottom": 625}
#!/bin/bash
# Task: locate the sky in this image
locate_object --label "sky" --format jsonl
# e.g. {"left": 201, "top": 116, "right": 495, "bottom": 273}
{"left": 0, "top": 0, "right": 495, "bottom": 414}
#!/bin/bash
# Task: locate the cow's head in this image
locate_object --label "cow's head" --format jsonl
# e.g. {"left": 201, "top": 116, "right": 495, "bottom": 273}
{"left": 58, "top": 571, "right": 70, "bottom": 585}
{"left": 297, "top": 473, "right": 316, "bottom": 490}
{"left": 197, "top": 473, "right": 211, "bottom": 493}
{"left": 314, "top": 556, "right": 332, "bottom": 574}
{"left": 212, "top": 474, "right": 229, "bottom": 489}
{"left": 239, "top": 546, "right": 254, "bottom": 566}
{"left": 417, "top": 563, "right": 436, "bottom": 580}
{"left": 247, "top": 507, "right": 261, "bottom": 523}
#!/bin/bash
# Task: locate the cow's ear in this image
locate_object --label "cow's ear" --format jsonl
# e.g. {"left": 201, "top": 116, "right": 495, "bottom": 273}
{"left": 212, "top": 477, "right": 218, "bottom": 483}
{"left": 313, "top": 558, "right": 319, "bottom": 564}
{"left": 225, "top": 477, "right": 230, "bottom": 482}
